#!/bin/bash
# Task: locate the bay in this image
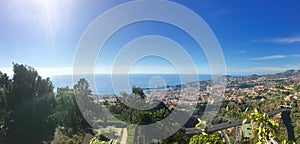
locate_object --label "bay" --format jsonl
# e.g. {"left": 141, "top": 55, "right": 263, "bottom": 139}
{"left": 51, "top": 74, "right": 212, "bottom": 95}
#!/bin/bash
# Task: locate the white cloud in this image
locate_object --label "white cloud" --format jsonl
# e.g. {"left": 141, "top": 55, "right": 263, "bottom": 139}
{"left": 250, "top": 65, "right": 300, "bottom": 74}
{"left": 250, "top": 55, "right": 286, "bottom": 60}
{"left": 228, "top": 65, "right": 300, "bottom": 75}
{"left": 252, "top": 36, "right": 300, "bottom": 44}
{"left": 251, "top": 54, "right": 300, "bottom": 61}
{"left": 270, "top": 36, "right": 300, "bottom": 44}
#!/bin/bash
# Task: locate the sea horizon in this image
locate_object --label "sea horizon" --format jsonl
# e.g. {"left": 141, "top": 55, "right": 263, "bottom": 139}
{"left": 51, "top": 74, "right": 215, "bottom": 95}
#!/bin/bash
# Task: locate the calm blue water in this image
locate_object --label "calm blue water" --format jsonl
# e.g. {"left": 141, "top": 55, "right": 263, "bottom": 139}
{"left": 50, "top": 74, "right": 212, "bottom": 95}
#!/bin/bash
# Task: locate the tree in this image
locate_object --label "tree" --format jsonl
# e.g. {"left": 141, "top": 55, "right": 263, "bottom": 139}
{"left": 73, "top": 78, "right": 94, "bottom": 129}
{"left": 132, "top": 86, "right": 146, "bottom": 99}
{"left": 244, "top": 108, "right": 295, "bottom": 144}
{"left": 189, "top": 118, "right": 225, "bottom": 144}
{"left": 162, "top": 128, "right": 189, "bottom": 144}
{"left": 6, "top": 63, "right": 55, "bottom": 143}
{"left": 8, "top": 63, "right": 38, "bottom": 109}
{"left": 74, "top": 78, "right": 92, "bottom": 95}
{"left": 189, "top": 133, "right": 225, "bottom": 144}
{"left": 51, "top": 126, "right": 87, "bottom": 144}
{"left": 89, "top": 133, "right": 110, "bottom": 144}
{"left": 49, "top": 79, "right": 96, "bottom": 143}
{"left": 51, "top": 86, "right": 90, "bottom": 130}
{"left": 244, "top": 108, "right": 278, "bottom": 143}
{"left": 0, "top": 71, "right": 13, "bottom": 138}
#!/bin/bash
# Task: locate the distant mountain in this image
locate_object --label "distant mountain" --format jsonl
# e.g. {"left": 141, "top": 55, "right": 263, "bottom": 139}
{"left": 283, "top": 69, "right": 300, "bottom": 75}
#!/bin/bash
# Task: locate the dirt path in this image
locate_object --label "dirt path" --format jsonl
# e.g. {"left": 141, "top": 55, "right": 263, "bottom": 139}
{"left": 120, "top": 128, "right": 128, "bottom": 144}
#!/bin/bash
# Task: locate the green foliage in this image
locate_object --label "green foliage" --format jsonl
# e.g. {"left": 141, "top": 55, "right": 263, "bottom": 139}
{"left": 162, "top": 128, "right": 189, "bottom": 144}
{"left": 189, "top": 118, "right": 225, "bottom": 144}
{"left": 74, "top": 78, "right": 92, "bottom": 95}
{"left": 73, "top": 78, "right": 97, "bottom": 119}
{"left": 50, "top": 87, "right": 82, "bottom": 128}
{"left": 133, "top": 111, "right": 154, "bottom": 125}
{"left": 280, "top": 139, "right": 296, "bottom": 144}
{"left": 0, "top": 71, "right": 13, "bottom": 138}
{"left": 49, "top": 79, "right": 96, "bottom": 143}
{"left": 248, "top": 108, "right": 278, "bottom": 143}
{"left": 189, "top": 134, "right": 225, "bottom": 144}
{"left": 50, "top": 79, "right": 92, "bottom": 130}
{"left": 245, "top": 108, "right": 295, "bottom": 144}
{"left": 108, "top": 90, "right": 170, "bottom": 125}
{"left": 52, "top": 126, "right": 85, "bottom": 144}
{"left": 132, "top": 86, "right": 146, "bottom": 99}
{"left": 152, "top": 109, "right": 168, "bottom": 122}
{"left": 5, "top": 63, "right": 55, "bottom": 143}
{"left": 0, "top": 64, "right": 94, "bottom": 143}
{"left": 294, "top": 85, "right": 300, "bottom": 92}
{"left": 89, "top": 133, "right": 110, "bottom": 144}
{"left": 2, "top": 63, "right": 297, "bottom": 143}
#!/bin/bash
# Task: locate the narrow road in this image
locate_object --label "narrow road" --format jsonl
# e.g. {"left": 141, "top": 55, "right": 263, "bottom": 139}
{"left": 120, "top": 128, "right": 128, "bottom": 144}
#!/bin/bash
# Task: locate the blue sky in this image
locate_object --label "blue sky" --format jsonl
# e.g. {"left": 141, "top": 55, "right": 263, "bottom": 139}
{"left": 0, "top": 0, "right": 300, "bottom": 76}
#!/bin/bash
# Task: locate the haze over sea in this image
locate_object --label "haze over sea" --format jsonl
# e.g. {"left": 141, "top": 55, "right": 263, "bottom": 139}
{"left": 51, "top": 74, "right": 212, "bottom": 95}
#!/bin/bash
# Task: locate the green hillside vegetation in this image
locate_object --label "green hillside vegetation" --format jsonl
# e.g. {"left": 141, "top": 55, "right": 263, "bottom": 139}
{"left": 0, "top": 63, "right": 299, "bottom": 143}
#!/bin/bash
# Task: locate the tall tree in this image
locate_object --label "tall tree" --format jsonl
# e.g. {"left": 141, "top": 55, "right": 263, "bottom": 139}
{"left": 73, "top": 78, "right": 93, "bottom": 130}
{"left": 7, "top": 63, "right": 55, "bottom": 143}
{"left": 132, "top": 86, "right": 146, "bottom": 99}
{"left": 51, "top": 87, "right": 83, "bottom": 129}
{"left": 0, "top": 71, "right": 13, "bottom": 139}
{"left": 8, "top": 63, "right": 38, "bottom": 109}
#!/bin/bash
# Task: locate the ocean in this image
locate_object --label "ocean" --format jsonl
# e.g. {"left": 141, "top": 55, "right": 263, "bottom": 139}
{"left": 50, "top": 74, "right": 212, "bottom": 95}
